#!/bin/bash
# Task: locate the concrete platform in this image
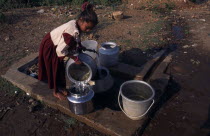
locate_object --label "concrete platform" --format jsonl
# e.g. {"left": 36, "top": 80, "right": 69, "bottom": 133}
{"left": 2, "top": 50, "right": 171, "bottom": 136}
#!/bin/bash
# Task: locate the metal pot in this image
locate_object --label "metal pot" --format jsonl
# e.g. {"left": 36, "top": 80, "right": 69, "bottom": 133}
{"left": 66, "top": 53, "right": 97, "bottom": 83}
{"left": 93, "top": 66, "right": 114, "bottom": 93}
{"left": 67, "top": 85, "right": 94, "bottom": 115}
{"left": 99, "top": 42, "right": 119, "bottom": 67}
{"left": 66, "top": 53, "right": 96, "bottom": 115}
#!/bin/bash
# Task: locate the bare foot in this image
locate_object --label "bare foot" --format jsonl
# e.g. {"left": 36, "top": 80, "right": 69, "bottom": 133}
{"left": 53, "top": 92, "right": 66, "bottom": 100}
{"left": 61, "top": 90, "right": 68, "bottom": 96}
{"left": 59, "top": 88, "right": 68, "bottom": 96}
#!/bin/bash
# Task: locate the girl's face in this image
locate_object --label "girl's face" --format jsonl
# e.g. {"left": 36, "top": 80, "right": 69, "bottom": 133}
{"left": 79, "top": 20, "right": 95, "bottom": 32}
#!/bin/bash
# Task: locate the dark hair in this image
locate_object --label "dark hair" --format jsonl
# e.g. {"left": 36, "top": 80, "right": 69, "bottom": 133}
{"left": 78, "top": 3, "right": 98, "bottom": 26}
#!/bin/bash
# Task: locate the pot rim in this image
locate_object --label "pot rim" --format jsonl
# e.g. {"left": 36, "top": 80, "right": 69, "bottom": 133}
{"left": 120, "top": 80, "right": 155, "bottom": 103}
{"left": 67, "top": 61, "right": 92, "bottom": 84}
{"left": 67, "top": 89, "right": 94, "bottom": 103}
{"left": 99, "top": 42, "right": 119, "bottom": 55}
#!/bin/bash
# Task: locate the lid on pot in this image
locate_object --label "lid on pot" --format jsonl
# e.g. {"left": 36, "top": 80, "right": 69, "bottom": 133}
{"left": 99, "top": 42, "right": 119, "bottom": 55}
{"left": 67, "top": 86, "right": 94, "bottom": 103}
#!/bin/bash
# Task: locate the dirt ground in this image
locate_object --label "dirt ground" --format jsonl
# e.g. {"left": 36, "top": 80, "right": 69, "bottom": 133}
{"left": 0, "top": 1, "right": 210, "bottom": 136}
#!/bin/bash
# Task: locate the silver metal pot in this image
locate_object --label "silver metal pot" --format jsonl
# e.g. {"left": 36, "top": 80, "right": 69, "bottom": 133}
{"left": 66, "top": 53, "right": 96, "bottom": 115}
{"left": 66, "top": 53, "right": 97, "bottom": 82}
{"left": 67, "top": 85, "right": 94, "bottom": 115}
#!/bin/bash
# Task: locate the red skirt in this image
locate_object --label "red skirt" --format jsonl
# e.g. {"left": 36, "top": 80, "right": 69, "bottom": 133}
{"left": 38, "top": 33, "right": 66, "bottom": 92}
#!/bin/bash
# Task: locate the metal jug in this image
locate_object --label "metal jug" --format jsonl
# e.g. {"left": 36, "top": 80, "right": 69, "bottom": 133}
{"left": 67, "top": 85, "right": 94, "bottom": 115}
{"left": 66, "top": 53, "right": 96, "bottom": 115}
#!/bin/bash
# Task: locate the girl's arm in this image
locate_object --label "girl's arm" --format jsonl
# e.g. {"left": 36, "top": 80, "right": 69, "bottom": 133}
{"left": 75, "top": 32, "right": 87, "bottom": 53}
{"left": 63, "top": 33, "right": 81, "bottom": 64}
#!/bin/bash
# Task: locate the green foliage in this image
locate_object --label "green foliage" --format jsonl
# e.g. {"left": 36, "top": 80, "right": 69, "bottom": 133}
{"left": 93, "top": 0, "right": 121, "bottom": 5}
{"left": 0, "top": 77, "right": 23, "bottom": 96}
{"left": 60, "top": 114, "right": 77, "bottom": 127}
{"left": 71, "top": 0, "right": 85, "bottom": 6}
{"left": 0, "top": 11, "right": 6, "bottom": 23}
{"left": 0, "top": 0, "right": 121, "bottom": 10}
{"left": 0, "top": 0, "right": 26, "bottom": 10}
{"left": 138, "top": 0, "right": 175, "bottom": 13}
{"left": 138, "top": 18, "right": 169, "bottom": 49}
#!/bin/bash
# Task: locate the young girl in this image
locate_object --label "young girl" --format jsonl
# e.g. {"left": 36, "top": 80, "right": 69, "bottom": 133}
{"left": 38, "top": 3, "right": 98, "bottom": 100}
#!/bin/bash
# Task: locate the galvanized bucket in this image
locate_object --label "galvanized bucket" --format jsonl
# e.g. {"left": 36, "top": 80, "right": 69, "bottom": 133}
{"left": 118, "top": 80, "right": 155, "bottom": 120}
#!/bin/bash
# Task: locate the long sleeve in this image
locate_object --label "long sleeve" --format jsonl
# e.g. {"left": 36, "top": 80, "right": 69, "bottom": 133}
{"left": 55, "top": 33, "right": 77, "bottom": 57}
{"left": 50, "top": 20, "right": 79, "bottom": 57}
{"left": 63, "top": 33, "right": 79, "bottom": 61}
{"left": 63, "top": 33, "right": 77, "bottom": 50}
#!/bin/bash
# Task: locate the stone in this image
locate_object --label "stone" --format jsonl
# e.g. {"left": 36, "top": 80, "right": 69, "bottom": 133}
{"left": 182, "top": 45, "right": 190, "bottom": 48}
{"left": 88, "top": 33, "right": 94, "bottom": 39}
{"left": 28, "top": 105, "right": 35, "bottom": 112}
{"left": 95, "top": 5, "right": 104, "bottom": 9}
{"left": 192, "top": 43, "right": 198, "bottom": 47}
{"left": 31, "top": 101, "right": 39, "bottom": 107}
{"left": 112, "top": 11, "right": 124, "bottom": 21}
{"left": 5, "top": 36, "right": 9, "bottom": 41}
{"left": 29, "top": 98, "right": 34, "bottom": 103}
{"left": 37, "top": 9, "right": 44, "bottom": 14}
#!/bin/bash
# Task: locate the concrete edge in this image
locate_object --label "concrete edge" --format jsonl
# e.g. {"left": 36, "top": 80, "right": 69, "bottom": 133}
{"left": 135, "top": 49, "right": 167, "bottom": 80}
{"left": 0, "top": 53, "right": 123, "bottom": 136}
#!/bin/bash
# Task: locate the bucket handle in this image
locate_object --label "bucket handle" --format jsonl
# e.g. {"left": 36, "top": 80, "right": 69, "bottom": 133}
{"left": 118, "top": 91, "right": 155, "bottom": 120}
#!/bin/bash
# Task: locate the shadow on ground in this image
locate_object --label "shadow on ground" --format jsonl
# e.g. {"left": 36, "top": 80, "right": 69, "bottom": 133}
{"left": 189, "top": 0, "right": 209, "bottom": 4}
{"left": 137, "top": 78, "right": 181, "bottom": 136}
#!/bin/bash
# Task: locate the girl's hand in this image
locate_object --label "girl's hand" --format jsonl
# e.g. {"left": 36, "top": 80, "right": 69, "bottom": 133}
{"left": 75, "top": 60, "right": 82, "bottom": 65}
{"left": 72, "top": 56, "right": 82, "bottom": 65}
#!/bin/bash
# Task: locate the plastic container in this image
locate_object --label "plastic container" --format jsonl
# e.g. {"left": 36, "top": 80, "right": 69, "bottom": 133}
{"left": 99, "top": 42, "right": 119, "bottom": 67}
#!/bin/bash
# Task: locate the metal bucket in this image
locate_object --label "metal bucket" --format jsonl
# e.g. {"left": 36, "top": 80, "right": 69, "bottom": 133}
{"left": 118, "top": 80, "right": 155, "bottom": 120}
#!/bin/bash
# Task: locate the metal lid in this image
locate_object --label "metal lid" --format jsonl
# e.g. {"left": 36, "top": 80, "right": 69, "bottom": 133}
{"left": 67, "top": 87, "right": 94, "bottom": 103}
{"left": 99, "top": 42, "right": 119, "bottom": 55}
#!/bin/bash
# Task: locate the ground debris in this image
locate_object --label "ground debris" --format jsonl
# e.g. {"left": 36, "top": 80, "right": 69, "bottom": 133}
{"left": 29, "top": 98, "right": 34, "bottom": 103}
{"left": 37, "top": 9, "right": 45, "bottom": 14}
{"left": 190, "top": 59, "right": 200, "bottom": 65}
{"left": 199, "top": 19, "right": 206, "bottom": 22}
{"left": 4, "top": 36, "right": 10, "bottom": 41}
{"left": 191, "top": 43, "right": 198, "bottom": 47}
{"left": 182, "top": 45, "right": 190, "bottom": 48}
{"left": 112, "top": 11, "right": 124, "bottom": 21}
{"left": 28, "top": 100, "right": 39, "bottom": 112}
